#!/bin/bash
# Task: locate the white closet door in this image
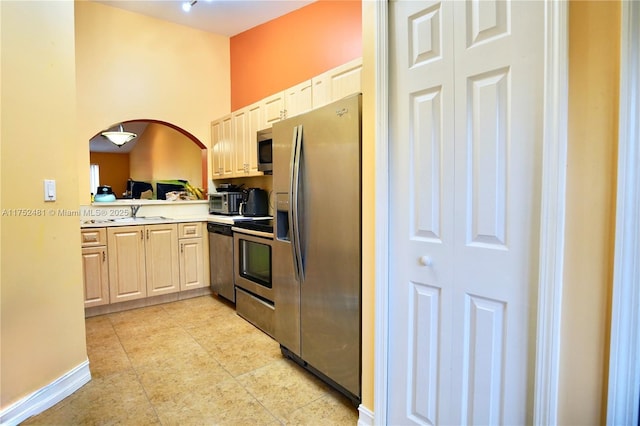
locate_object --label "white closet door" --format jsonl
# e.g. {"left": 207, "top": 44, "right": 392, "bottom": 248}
{"left": 388, "top": 1, "right": 544, "bottom": 424}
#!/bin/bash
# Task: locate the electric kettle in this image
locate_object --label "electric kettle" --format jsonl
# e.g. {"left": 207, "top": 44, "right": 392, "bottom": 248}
{"left": 240, "top": 188, "right": 269, "bottom": 217}
{"left": 94, "top": 185, "right": 116, "bottom": 202}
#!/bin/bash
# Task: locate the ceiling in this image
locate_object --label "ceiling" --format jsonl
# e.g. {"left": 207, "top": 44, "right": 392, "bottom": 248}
{"left": 93, "top": 0, "right": 315, "bottom": 37}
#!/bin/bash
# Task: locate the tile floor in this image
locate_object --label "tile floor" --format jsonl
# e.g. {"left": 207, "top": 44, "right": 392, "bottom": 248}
{"left": 23, "top": 295, "right": 359, "bottom": 425}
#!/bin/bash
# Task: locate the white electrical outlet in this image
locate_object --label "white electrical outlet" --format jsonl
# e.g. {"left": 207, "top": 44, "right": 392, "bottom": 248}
{"left": 44, "top": 179, "right": 56, "bottom": 201}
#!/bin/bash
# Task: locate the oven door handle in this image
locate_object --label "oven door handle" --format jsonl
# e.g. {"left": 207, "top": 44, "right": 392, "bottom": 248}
{"left": 290, "top": 125, "right": 304, "bottom": 282}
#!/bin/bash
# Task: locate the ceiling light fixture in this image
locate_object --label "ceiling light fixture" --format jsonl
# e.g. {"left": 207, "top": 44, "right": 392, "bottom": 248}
{"left": 101, "top": 124, "right": 137, "bottom": 147}
{"left": 182, "top": 0, "right": 197, "bottom": 12}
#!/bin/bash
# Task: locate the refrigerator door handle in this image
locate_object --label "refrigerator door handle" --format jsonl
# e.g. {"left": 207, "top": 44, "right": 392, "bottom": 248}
{"left": 291, "top": 125, "right": 305, "bottom": 281}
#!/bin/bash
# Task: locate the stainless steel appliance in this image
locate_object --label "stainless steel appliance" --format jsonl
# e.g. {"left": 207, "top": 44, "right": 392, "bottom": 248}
{"left": 233, "top": 220, "right": 274, "bottom": 337}
{"left": 257, "top": 128, "right": 273, "bottom": 174}
{"left": 208, "top": 192, "right": 243, "bottom": 215}
{"left": 240, "top": 188, "right": 269, "bottom": 217}
{"left": 207, "top": 222, "right": 235, "bottom": 302}
{"left": 272, "top": 94, "right": 361, "bottom": 405}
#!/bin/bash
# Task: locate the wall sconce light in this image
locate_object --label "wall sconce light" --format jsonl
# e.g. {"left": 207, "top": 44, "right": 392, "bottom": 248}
{"left": 101, "top": 124, "right": 137, "bottom": 147}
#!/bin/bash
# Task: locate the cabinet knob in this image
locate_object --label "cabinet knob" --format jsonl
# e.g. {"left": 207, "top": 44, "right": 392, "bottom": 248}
{"left": 418, "top": 256, "right": 433, "bottom": 267}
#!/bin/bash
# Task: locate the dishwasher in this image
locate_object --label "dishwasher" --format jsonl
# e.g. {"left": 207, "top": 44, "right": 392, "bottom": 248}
{"left": 207, "top": 222, "right": 235, "bottom": 303}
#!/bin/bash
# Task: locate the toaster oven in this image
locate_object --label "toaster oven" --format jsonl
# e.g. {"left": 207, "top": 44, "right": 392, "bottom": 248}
{"left": 209, "top": 192, "right": 243, "bottom": 215}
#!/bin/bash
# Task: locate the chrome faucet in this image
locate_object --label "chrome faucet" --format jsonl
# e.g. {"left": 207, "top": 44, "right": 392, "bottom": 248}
{"left": 130, "top": 204, "right": 141, "bottom": 218}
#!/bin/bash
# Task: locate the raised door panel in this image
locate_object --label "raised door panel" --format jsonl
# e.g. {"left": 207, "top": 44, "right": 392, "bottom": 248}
{"left": 220, "top": 115, "right": 234, "bottom": 177}
{"left": 82, "top": 246, "right": 109, "bottom": 308}
{"left": 179, "top": 237, "right": 206, "bottom": 290}
{"left": 284, "top": 80, "right": 313, "bottom": 118}
{"left": 211, "top": 119, "right": 224, "bottom": 177}
{"left": 107, "top": 226, "right": 146, "bottom": 302}
{"left": 246, "top": 102, "right": 264, "bottom": 175}
{"left": 232, "top": 108, "right": 248, "bottom": 176}
{"left": 312, "top": 58, "right": 362, "bottom": 108}
{"left": 262, "top": 92, "right": 285, "bottom": 126}
{"left": 145, "top": 224, "right": 179, "bottom": 296}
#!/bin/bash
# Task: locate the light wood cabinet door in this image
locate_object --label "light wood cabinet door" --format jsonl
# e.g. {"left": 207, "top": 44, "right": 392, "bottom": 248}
{"left": 312, "top": 58, "right": 362, "bottom": 108}
{"left": 245, "top": 102, "right": 263, "bottom": 175}
{"left": 179, "top": 237, "right": 206, "bottom": 291}
{"left": 107, "top": 226, "right": 147, "bottom": 303}
{"left": 284, "top": 79, "right": 313, "bottom": 118}
{"left": 262, "top": 91, "right": 286, "bottom": 126}
{"left": 211, "top": 115, "right": 234, "bottom": 178}
{"left": 145, "top": 224, "right": 180, "bottom": 297}
{"left": 81, "top": 246, "right": 109, "bottom": 308}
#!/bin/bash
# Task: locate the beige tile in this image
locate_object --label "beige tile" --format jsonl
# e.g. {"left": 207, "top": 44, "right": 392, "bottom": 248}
{"left": 135, "top": 350, "right": 233, "bottom": 404}
{"left": 153, "top": 377, "right": 277, "bottom": 425}
{"left": 205, "top": 331, "right": 283, "bottom": 377}
{"left": 119, "top": 326, "right": 206, "bottom": 368}
{"left": 23, "top": 369, "right": 160, "bottom": 425}
{"left": 27, "top": 296, "right": 358, "bottom": 425}
{"left": 284, "top": 390, "right": 359, "bottom": 425}
{"left": 86, "top": 333, "right": 132, "bottom": 379}
{"left": 109, "top": 304, "right": 177, "bottom": 339}
{"left": 237, "top": 358, "right": 330, "bottom": 421}
{"left": 165, "top": 298, "right": 239, "bottom": 331}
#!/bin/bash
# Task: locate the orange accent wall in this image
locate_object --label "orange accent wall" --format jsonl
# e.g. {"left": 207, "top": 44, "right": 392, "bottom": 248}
{"left": 230, "top": 0, "right": 362, "bottom": 110}
{"left": 89, "top": 152, "right": 130, "bottom": 196}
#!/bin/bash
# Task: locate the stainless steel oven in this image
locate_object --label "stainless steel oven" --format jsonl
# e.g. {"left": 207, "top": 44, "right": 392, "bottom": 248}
{"left": 232, "top": 222, "right": 274, "bottom": 336}
{"left": 233, "top": 228, "right": 273, "bottom": 302}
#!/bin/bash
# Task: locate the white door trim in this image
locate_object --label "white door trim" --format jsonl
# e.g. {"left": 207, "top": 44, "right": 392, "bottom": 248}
{"left": 373, "top": 1, "right": 569, "bottom": 423}
{"left": 532, "top": 1, "right": 569, "bottom": 424}
{"left": 607, "top": 1, "right": 640, "bottom": 424}
{"left": 372, "top": 0, "right": 389, "bottom": 424}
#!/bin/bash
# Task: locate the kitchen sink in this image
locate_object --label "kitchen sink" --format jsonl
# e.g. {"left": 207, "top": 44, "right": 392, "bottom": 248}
{"left": 111, "top": 216, "right": 173, "bottom": 223}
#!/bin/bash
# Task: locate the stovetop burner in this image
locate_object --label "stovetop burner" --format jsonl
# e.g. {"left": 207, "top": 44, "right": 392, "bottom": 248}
{"left": 233, "top": 219, "right": 273, "bottom": 233}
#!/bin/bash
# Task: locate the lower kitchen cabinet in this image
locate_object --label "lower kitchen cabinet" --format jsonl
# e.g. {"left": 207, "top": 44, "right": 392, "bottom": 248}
{"left": 145, "top": 224, "right": 180, "bottom": 297}
{"left": 81, "top": 228, "right": 109, "bottom": 308}
{"left": 83, "top": 222, "right": 208, "bottom": 313}
{"left": 107, "top": 226, "right": 147, "bottom": 303}
{"left": 178, "top": 222, "right": 208, "bottom": 291}
{"left": 107, "top": 223, "right": 180, "bottom": 303}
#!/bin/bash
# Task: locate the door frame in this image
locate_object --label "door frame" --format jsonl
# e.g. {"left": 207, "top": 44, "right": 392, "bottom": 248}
{"left": 606, "top": 1, "right": 640, "bottom": 424}
{"left": 372, "top": 1, "right": 569, "bottom": 423}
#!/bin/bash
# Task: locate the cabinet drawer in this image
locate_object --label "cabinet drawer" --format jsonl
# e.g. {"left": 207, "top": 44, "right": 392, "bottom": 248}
{"left": 81, "top": 228, "right": 107, "bottom": 247}
{"left": 178, "top": 222, "right": 202, "bottom": 238}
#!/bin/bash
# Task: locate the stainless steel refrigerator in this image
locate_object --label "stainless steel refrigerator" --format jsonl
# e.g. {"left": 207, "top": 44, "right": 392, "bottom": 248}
{"left": 272, "top": 93, "right": 361, "bottom": 405}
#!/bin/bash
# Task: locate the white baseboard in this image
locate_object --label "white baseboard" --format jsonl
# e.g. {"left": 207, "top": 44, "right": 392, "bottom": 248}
{"left": 0, "top": 360, "right": 91, "bottom": 426}
{"left": 358, "top": 404, "right": 374, "bottom": 426}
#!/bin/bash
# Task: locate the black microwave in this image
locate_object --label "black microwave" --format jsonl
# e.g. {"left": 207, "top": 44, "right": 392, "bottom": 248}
{"left": 257, "top": 128, "right": 272, "bottom": 174}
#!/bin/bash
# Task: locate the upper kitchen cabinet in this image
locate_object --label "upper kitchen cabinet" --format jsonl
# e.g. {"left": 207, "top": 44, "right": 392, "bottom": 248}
{"left": 211, "top": 115, "right": 234, "bottom": 179}
{"left": 312, "top": 58, "right": 362, "bottom": 109}
{"left": 284, "top": 80, "right": 314, "bottom": 119}
{"left": 211, "top": 58, "right": 361, "bottom": 181}
{"left": 262, "top": 79, "right": 313, "bottom": 126}
{"left": 232, "top": 102, "right": 263, "bottom": 176}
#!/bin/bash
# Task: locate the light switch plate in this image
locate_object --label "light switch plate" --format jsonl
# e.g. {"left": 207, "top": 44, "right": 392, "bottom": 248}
{"left": 44, "top": 179, "right": 56, "bottom": 201}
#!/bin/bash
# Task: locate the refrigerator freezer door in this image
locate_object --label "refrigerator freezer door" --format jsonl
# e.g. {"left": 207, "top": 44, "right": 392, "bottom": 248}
{"left": 273, "top": 93, "right": 362, "bottom": 400}
{"left": 297, "top": 94, "right": 361, "bottom": 398}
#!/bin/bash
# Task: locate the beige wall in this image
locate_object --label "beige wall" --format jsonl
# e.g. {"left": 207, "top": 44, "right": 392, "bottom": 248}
{"left": 129, "top": 123, "right": 202, "bottom": 188}
{"left": 0, "top": 0, "right": 87, "bottom": 409}
{"left": 559, "top": 2, "right": 620, "bottom": 423}
{"left": 74, "top": 1, "right": 230, "bottom": 202}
